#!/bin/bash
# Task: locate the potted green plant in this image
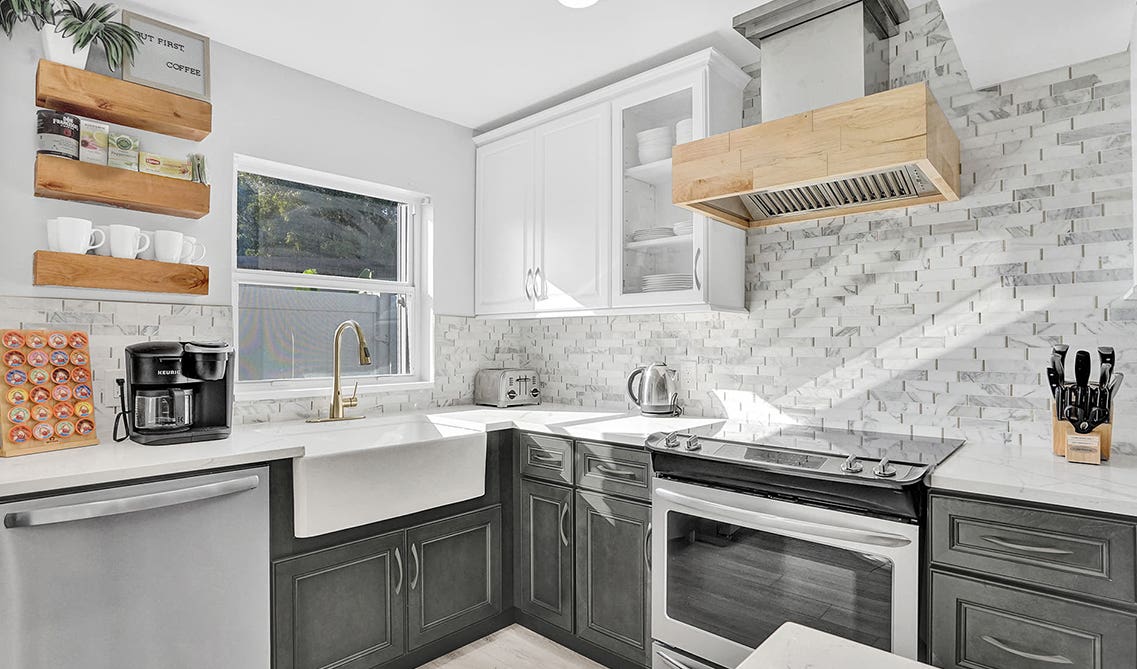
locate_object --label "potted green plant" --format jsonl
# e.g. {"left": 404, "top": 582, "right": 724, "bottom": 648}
{"left": 0, "top": 0, "right": 52, "bottom": 37}
{"left": 41, "top": 1, "right": 141, "bottom": 71}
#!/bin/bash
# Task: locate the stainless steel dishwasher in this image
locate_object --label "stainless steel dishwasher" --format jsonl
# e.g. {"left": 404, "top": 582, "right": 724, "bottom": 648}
{"left": 0, "top": 467, "right": 270, "bottom": 669}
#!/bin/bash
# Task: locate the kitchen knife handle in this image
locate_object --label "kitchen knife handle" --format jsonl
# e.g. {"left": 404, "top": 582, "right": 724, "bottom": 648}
{"left": 1074, "top": 350, "right": 1091, "bottom": 388}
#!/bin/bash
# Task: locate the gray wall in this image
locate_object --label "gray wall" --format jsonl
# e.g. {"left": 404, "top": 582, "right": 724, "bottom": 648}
{"left": 0, "top": 30, "right": 475, "bottom": 316}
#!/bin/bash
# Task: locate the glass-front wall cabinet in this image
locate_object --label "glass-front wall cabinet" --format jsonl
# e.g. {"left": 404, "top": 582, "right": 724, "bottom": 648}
{"left": 613, "top": 81, "right": 704, "bottom": 307}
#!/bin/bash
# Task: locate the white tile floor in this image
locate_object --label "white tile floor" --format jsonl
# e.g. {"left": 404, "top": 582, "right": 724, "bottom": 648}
{"left": 418, "top": 624, "right": 605, "bottom": 668}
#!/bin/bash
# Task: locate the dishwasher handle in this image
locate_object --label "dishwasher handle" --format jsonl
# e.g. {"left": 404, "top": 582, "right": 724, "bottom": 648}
{"left": 4, "top": 474, "right": 262, "bottom": 529}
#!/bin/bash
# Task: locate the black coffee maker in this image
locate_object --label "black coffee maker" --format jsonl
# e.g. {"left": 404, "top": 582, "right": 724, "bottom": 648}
{"left": 114, "top": 341, "right": 234, "bottom": 445}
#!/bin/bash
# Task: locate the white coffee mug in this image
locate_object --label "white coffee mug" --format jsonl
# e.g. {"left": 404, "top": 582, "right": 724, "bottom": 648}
{"left": 137, "top": 231, "right": 156, "bottom": 260}
{"left": 46, "top": 218, "right": 59, "bottom": 251}
{"left": 180, "top": 235, "right": 206, "bottom": 264}
{"left": 153, "top": 230, "right": 192, "bottom": 264}
{"left": 92, "top": 225, "right": 111, "bottom": 256}
{"left": 54, "top": 217, "right": 105, "bottom": 255}
{"left": 108, "top": 224, "right": 150, "bottom": 259}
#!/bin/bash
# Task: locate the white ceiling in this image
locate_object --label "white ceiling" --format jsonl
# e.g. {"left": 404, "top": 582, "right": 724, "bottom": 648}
{"left": 938, "top": 0, "right": 1136, "bottom": 89}
{"left": 123, "top": 0, "right": 766, "bottom": 131}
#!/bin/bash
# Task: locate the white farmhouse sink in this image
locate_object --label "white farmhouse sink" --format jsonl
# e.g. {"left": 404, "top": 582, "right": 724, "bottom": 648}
{"left": 282, "top": 417, "right": 487, "bottom": 537}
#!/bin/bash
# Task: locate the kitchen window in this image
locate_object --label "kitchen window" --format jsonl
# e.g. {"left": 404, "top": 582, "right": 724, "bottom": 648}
{"left": 232, "top": 155, "right": 433, "bottom": 399}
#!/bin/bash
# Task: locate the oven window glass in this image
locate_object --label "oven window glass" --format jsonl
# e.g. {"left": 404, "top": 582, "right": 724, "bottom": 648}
{"left": 665, "top": 512, "right": 892, "bottom": 651}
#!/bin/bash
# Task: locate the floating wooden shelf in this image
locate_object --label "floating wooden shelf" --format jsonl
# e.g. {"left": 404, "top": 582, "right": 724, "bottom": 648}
{"left": 36, "top": 60, "right": 212, "bottom": 141}
{"left": 33, "top": 251, "right": 209, "bottom": 295}
{"left": 34, "top": 154, "right": 210, "bottom": 219}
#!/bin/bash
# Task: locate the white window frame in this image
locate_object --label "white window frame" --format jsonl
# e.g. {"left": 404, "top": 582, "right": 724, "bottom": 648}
{"left": 231, "top": 154, "right": 434, "bottom": 401}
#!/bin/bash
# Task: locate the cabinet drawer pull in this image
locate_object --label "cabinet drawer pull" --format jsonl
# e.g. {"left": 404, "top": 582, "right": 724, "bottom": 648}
{"left": 524, "top": 268, "right": 534, "bottom": 300}
{"left": 559, "top": 502, "right": 570, "bottom": 547}
{"left": 530, "top": 451, "right": 563, "bottom": 464}
{"left": 410, "top": 543, "right": 420, "bottom": 591}
{"left": 981, "top": 535, "right": 1075, "bottom": 555}
{"left": 393, "top": 547, "right": 403, "bottom": 595}
{"left": 595, "top": 463, "right": 638, "bottom": 478}
{"left": 644, "top": 523, "right": 652, "bottom": 569}
{"left": 980, "top": 635, "right": 1073, "bottom": 664}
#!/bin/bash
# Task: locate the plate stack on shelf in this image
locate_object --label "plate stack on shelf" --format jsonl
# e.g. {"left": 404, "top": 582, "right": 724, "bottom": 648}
{"left": 631, "top": 226, "right": 676, "bottom": 243}
{"left": 672, "top": 220, "right": 693, "bottom": 237}
{"left": 636, "top": 126, "right": 674, "bottom": 165}
{"left": 642, "top": 273, "right": 693, "bottom": 292}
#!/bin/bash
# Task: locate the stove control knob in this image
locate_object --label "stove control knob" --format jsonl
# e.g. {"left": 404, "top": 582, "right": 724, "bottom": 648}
{"left": 664, "top": 432, "right": 681, "bottom": 449}
{"left": 684, "top": 436, "right": 702, "bottom": 452}
{"left": 873, "top": 458, "right": 897, "bottom": 478}
{"left": 840, "top": 455, "right": 863, "bottom": 473}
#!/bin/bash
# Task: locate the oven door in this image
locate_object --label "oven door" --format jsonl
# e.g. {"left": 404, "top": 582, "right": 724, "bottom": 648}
{"left": 652, "top": 477, "right": 919, "bottom": 668}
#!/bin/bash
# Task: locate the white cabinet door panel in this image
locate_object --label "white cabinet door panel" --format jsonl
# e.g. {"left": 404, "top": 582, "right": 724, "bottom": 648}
{"left": 475, "top": 132, "right": 535, "bottom": 315}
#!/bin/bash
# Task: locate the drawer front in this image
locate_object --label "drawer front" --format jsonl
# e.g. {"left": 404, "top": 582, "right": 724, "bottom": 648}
{"left": 520, "top": 433, "right": 573, "bottom": 484}
{"left": 931, "top": 571, "right": 1137, "bottom": 669}
{"left": 930, "top": 495, "right": 1137, "bottom": 603}
{"left": 575, "top": 441, "right": 651, "bottom": 501}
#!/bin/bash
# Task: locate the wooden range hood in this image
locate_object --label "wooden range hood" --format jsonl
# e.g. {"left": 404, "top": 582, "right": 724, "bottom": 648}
{"left": 672, "top": 82, "right": 960, "bottom": 229}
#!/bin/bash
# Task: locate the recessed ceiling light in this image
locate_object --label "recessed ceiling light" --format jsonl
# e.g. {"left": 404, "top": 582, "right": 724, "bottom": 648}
{"left": 559, "top": 0, "right": 599, "bottom": 8}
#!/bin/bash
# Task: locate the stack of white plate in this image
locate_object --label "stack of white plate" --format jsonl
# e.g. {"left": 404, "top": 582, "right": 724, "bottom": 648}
{"left": 631, "top": 227, "right": 676, "bottom": 242}
{"left": 642, "top": 273, "right": 693, "bottom": 292}
{"left": 672, "top": 221, "right": 693, "bottom": 236}
{"left": 675, "top": 118, "right": 693, "bottom": 144}
{"left": 636, "top": 126, "right": 673, "bottom": 165}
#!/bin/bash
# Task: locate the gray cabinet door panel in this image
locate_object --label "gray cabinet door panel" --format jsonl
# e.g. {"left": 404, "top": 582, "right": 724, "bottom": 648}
{"left": 518, "top": 479, "right": 574, "bottom": 631}
{"left": 575, "top": 490, "right": 651, "bottom": 666}
{"left": 407, "top": 506, "right": 503, "bottom": 650}
{"left": 520, "top": 433, "right": 574, "bottom": 484}
{"left": 575, "top": 441, "right": 651, "bottom": 501}
{"left": 273, "top": 531, "right": 406, "bottom": 669}
{"left": 930, "top": 495, "right": 1136, "bottom": 603}
{"left": 931, "top": 571, "right": 1137, "bottom": 669}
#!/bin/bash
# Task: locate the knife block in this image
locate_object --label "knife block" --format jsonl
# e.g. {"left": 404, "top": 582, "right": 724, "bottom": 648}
{"left": 1052, "top": 400, "right": 1111, "bottom": 463}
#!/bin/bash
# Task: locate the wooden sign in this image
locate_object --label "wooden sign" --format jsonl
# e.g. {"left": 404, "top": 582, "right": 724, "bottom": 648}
{"left": 120, "top": 11, "right": 210, "bottom": 102}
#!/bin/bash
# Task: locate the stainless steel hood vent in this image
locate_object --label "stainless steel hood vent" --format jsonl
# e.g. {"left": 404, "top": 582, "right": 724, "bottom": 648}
{"left": 739, "top": 164, "right": 936, "bottom": 220}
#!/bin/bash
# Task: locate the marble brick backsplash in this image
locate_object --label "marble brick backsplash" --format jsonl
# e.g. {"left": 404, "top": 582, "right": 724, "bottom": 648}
{"left": 0, "top": 296, "right": 526, "bottom": 427}
{"left": 506, "top": 1, "right": 1137, "bottom": 452}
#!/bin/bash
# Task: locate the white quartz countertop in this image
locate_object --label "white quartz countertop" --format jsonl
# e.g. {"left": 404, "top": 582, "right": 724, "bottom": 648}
{"left": 0, "top": 423, "right": 304, "bottom": 498}
{"left": 739, "top": 623, "right": 933, "bottom": 669}
{"left": 0, "top": 404, "right": 721, "bottom": 498}
{"left": 424, "top": 404, "right": 726, "bottom": 446}
{"left": 930, "top": 441, "right": 1137, "bottom": 517}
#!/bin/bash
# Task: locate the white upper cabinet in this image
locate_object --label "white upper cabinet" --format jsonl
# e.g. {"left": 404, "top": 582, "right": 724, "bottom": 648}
{"left": 533, "top": 104, "right": 611, "bottom": 312}
{"left": 475, "top": 131, "right": 535, "bottom": 315}
{"left": 474, "top": 48, "right": 750, "bottom": 318}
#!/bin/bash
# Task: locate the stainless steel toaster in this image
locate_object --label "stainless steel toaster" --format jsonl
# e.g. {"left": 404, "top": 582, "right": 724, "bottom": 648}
{"left": 474, "top": 368, "right": 541, "bottom": 408}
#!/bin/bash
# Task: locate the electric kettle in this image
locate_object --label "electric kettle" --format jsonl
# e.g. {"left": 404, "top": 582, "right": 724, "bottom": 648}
{"left": 627, "top": 362, "right": 681, "bottom": 416}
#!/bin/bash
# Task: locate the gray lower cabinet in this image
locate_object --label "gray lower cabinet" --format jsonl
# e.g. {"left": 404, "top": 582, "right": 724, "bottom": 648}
{"left": 407, "top": 506, "right": 504, "bottom": 649}
{"left": 929, "top": 492, "right": 1137, "bottom": 669}
{"left": 273, "top": 531, "right": 407, "bottom": 669}
{"left": 931, "top": 572, "right": 1137, "bottom": 669}
{"left": 518, "top": 478, "right": 574, "bottom": 631}
{"left": 575, "top": 489, "right": 652, "bottom": 665}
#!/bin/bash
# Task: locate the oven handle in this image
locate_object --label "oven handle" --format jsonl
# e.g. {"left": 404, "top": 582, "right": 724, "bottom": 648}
{"left": 655, "top": 488, "right": 912, "bottom": 548}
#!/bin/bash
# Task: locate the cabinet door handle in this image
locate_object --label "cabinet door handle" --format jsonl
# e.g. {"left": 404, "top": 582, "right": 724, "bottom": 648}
{"left": 595, "top": 463, "right": 638, "bottom": 478}
{"left": 559, "top": 502, "right": 570, "bottom": 547}
{"left": 534, "top": 266, "right": 547, "bottom": 300}
{"left": 393, "top": 547, "right": 403, "bottom": 595}
{"left": 980, "top": 635, "right": 1073, "bottom": 664}
{"left": 524, "top": 268, "right": 533, "bottom": 300}
{"left": 410, "top": 543, "right": 420, "bottom": 591}
{"left": 693, "top": 247, "right": 702, "bottom": 291}
{"left": 644, "top": 523, "right": 652, "bottom": 569}
{"left": 530, "top": 450, "right": 563, "bottom": 465}
{"left": 980, "top": 535, "right": 1074, "bottom": 555}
